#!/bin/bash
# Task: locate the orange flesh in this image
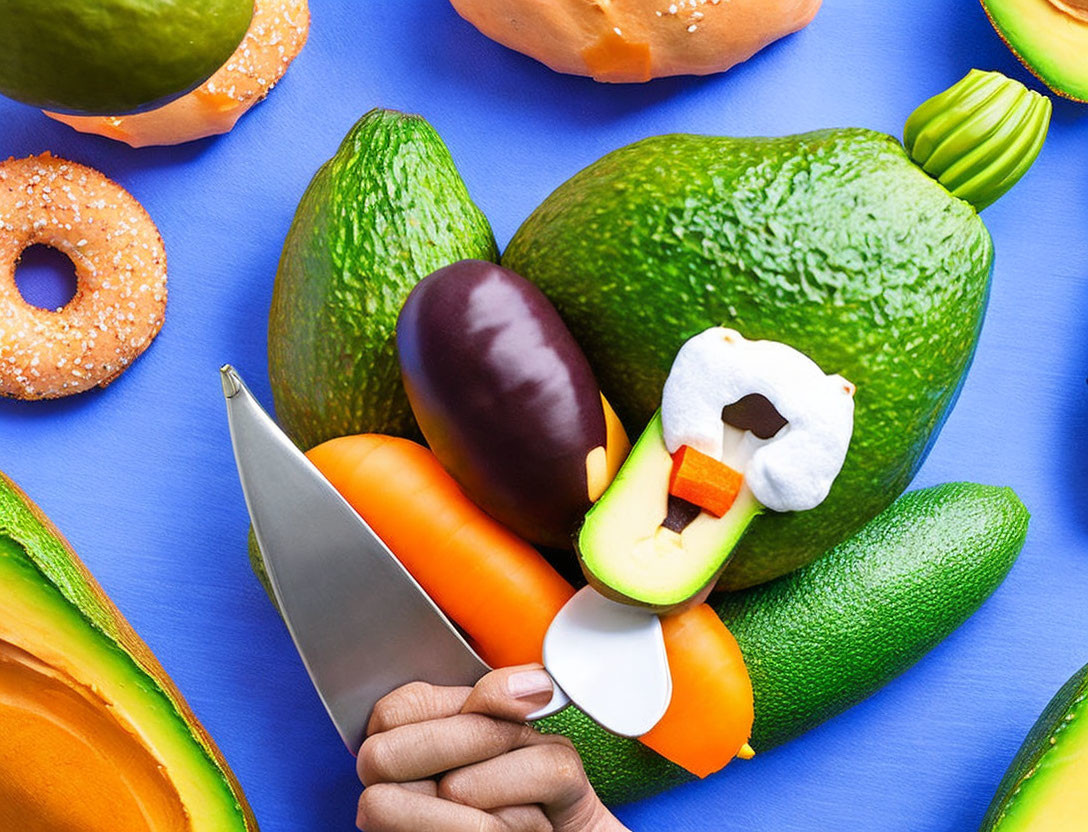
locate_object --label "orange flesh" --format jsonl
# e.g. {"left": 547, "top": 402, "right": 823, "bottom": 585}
{"left": 0, "top": 641, "right": 188, "bottom": 831}
{"left": 306, "top": 434, "right": 754, "bottom": 776}
{"left": 449, "top": 0, "right": 822, "bottom": 82}
{"left": 1050, "top": 0, "right": 1088, "bottom": 20}
{"left": 582, "top": 30, "right": 653, "bottom": 82}
{"left": 669, "top": 445, "right": 744, "bottom": 518}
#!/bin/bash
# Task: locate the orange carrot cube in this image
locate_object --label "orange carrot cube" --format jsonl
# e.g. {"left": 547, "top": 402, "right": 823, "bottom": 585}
{"left": 668, "top": 445, "right": 744, "bottom": 518}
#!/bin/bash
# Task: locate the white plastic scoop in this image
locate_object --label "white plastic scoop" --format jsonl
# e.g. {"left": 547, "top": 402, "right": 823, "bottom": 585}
{"left": 534, "top": 586, "right": 673, "bottom": 737}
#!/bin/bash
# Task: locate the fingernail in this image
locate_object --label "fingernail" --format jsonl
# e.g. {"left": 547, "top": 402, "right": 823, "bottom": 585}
{"left": 506, "top": 669, "right": 553, "bottom": 701}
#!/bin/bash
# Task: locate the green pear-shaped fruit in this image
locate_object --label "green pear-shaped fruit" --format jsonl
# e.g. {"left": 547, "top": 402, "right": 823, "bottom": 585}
{"left": 504, "top": 72, "right": 1046, "bottom": 590}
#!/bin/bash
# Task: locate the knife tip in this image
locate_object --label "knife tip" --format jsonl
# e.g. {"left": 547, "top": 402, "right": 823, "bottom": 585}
{"left": 220, "top": 364, "right": 243, "bottom": 399}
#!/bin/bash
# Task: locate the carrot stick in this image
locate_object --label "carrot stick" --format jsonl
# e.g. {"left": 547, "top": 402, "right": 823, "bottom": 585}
{"left": 306, "top": 434, "right": 753, "bottom": 777}
{"left": 641, "top": 605, "right": 754, "bottom": 777}
{"left": 307, "top": 435, "right": 573, "bottom": 669}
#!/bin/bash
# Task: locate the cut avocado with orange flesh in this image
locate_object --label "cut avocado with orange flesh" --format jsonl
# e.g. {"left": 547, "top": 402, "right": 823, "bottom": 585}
{"left": 980, "top": 663, "right": 1088, "bottom": 830}
{"left": 0, "top": 0, "right": 254, "bottom": 114}
{"left": 577, "top": 412, "right": 762, "bottom": 613}
{"left": 982, "top": 0, "right": 1088, "bottom": 102}
{"left": 0, "top": 472, "right": 256, "bottom": 830}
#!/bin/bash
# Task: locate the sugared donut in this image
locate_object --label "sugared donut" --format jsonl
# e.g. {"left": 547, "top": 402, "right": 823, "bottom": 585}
{"left": 45, "top": 0, "right": 310, "bottom": 148}
{"left": 0, "top": 154, "right": 167, "bottom": 400}
{"left": 448, "top": 0, "right": 821, "bottom": 83}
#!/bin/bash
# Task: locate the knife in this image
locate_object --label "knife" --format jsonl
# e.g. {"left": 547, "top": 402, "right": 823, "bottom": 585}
{"left": 220, "top": 365, "right": 670, "bottom": 751}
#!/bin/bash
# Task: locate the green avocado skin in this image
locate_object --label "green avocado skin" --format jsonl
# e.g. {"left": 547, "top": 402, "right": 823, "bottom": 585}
{"left": 269, "top": 109, "right": 499, "bottom": 452}
{"left": 0, "top": 0, "right": 253, "bottom": 114}
{"left": 980, "top": 663, "right": 1088, "bottom": 830}
{"left": 718, "top": 482, "right": 1027, "bottom": 751}
{"left": 504, "top": 129, "right": 994, "bottom": 590}
{"left": 536, "top": 483, "right": 1028, "bottom": 806}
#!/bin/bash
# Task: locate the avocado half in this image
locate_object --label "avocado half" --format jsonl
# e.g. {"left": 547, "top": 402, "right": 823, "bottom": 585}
{"left": 577, "top": 412, "right": 761, "bottom": 613}
{"left": 0, "top": 472, "right": 256, "bottom": 829}
{"left": 982, "top": 0, "right": 1088, "bottom": 102}
{"left": 980, "top": 662, "right": 1088, "bottom": 830}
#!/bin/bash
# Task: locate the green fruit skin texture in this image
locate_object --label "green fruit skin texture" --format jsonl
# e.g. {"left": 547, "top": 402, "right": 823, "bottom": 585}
{"left": 980, "top": 663, "right": 1088, "bottom": 830}
{"left": 536, "top": 483, "right": 1028, "bottom": 806}
{"left": 0, "top": 0, "right": 253, "bottom": 114}
{"left": 0, "top": 473, "right": 252, "bottom": 827}
{"left": 269, "top": 109, "right": 499, "bottom": 452}
{"left": 504, "top": 129, "right": 994, "bottom": 590}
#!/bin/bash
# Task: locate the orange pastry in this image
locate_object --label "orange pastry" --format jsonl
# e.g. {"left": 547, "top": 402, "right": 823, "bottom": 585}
{"left": 449, "top": 0, "right": 820, "bottom": 83}
{"left": 0, "top": 154, "right": 167, "bottom": 399}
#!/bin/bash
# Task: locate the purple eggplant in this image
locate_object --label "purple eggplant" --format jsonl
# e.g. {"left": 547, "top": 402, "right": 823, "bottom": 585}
{"left": 397, "top": 260, "right": 628, "bottom": 547}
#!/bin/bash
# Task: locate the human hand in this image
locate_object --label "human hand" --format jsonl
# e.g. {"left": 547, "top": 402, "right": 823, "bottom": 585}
{"left": 355, "top": 664, "right": 630, "bottom": 832}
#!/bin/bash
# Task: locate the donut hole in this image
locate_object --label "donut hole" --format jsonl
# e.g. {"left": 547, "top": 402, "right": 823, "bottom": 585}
{"left": 15, "top": 245, "right": 78, "bottom": 312}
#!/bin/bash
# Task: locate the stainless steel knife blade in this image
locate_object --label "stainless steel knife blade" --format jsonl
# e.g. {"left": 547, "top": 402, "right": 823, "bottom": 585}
{"left": 220, "top": 365, "right": 491, "bottom": 753}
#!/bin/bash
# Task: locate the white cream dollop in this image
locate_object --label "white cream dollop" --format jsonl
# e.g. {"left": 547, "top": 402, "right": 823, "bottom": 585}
{"left": 661, "top": 327, "right": 855, "bottom": 513}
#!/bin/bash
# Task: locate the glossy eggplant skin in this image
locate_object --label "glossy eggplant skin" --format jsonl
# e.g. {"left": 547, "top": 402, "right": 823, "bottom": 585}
{"left": 397, "top": 260, "right": 614, "bottom": 548}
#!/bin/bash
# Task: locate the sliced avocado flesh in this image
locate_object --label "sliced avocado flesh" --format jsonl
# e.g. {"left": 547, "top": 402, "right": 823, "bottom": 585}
{"left": 983, "top": 0, "right": 1088, "bottom": 102}
{"left": 0, "top": 478, "right": 253, "bottom": 830}
{"left": 577, "top": 412, "right": 761, "bottom": 612}
{"left": 982, "top": 665, "right": 1088, "bottom": 830}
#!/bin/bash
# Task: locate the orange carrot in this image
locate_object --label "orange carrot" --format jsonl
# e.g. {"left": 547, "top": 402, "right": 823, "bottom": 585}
{"left": 307, "top": 434, "right": 753, "bottom": 778}
{"left": 641, "top": 605, "right": 754, "bottom": 777}
{"left": 307, "top": 435, "right": 573, "bottom": 669}
{"left": 669, "top": 445, "right": 743, "bottom": 517}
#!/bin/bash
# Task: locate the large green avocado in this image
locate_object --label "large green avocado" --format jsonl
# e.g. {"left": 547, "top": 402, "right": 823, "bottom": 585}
{"left": 980, "top": 663, "right": 1088, "bottom": 830}
{"left": 269, "top": 109, "right": 499, "bottom": 451}
{"left": 504, "top": 73, "right": 1047, "bottom": 590}
{"left": 982, "top": 0, "right": 1088, "bottom": 102}
{"left": 0, "top": 0, "right": 252, "bottom": 114}
{"left": 0, "top": 472, "right": 257, "bottom": 829}
{"left": 537, "top": 482, "right": 1028, "bottom": 805}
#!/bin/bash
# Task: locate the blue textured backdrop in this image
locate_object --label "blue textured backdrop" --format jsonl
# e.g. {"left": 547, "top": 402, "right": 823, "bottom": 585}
{"left": 2, "top": 1, "right": 1087, "bottom": 829}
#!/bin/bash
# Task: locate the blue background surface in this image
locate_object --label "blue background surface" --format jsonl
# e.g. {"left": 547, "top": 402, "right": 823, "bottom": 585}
{"left": 2, "top": 1, "right": 1087, "bottom": 829}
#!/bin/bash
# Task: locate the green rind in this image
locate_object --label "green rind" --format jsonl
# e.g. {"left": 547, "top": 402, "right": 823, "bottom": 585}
{"left": 0, "top": 0, "right": 253, "bottom": 114}
{"left": 578, "top": 412, "right": 761, "bottom": 611}
{"left": 981, "top": 0, "right": 1088, "bottom": 103}
{"left": 269, "top": 108, "right": 499, "bottom": 452}
{"left": 0, "top": 473, "right": 252, "bottom": 827}
{"left": 980, "top": 663, "right": 1088, "bottom": 830}
{"left": 539, "top": 483, "right": 1028, "bottom": 805}
{"left": 248, "top": 526, "right": 277, "bottom": 605}
{"left": 535, "top": 707, "right": 690, "bottom": 805}
{"left": 504, "top": 128, "right": 994, "bottom": 589}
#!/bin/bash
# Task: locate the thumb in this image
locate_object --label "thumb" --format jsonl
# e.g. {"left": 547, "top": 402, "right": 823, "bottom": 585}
{"left": 460, "top": 664, "right": 556, "bottom": 722}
